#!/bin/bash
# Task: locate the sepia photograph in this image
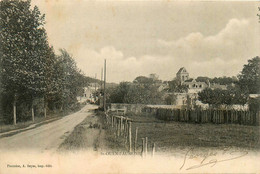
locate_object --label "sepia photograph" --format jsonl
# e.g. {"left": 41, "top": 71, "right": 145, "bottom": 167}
{"left": 0, "top": 0, "right": 260, "bottom": 173}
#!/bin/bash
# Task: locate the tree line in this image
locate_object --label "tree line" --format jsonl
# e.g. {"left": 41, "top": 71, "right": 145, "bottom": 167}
{"left": 106, "top": 57, "right": 260, "bottom": 111}
{"left": 198, "top": 57, "right": 260, "bottom": 110}
{"left": 0, "top": 0, "right": 87, "bottom": 124}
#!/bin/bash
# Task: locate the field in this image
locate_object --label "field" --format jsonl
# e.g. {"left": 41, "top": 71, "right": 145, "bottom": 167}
{"left": 60, "top": 110, "right": 260, "bottom": 155}
{"left": 122, "top": 113, "right": 260, "bottom": 154}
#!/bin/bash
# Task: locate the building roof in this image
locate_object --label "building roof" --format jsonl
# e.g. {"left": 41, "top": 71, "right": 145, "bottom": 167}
{"left": 184, "top": 78, "right": 194, "bottom": 82}
{"left": 176, "top": 67, "right": 188, "bottom": 74}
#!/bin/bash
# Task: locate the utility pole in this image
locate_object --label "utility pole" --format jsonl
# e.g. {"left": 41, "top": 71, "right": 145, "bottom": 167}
{"left": 101, "top": 68, "right": 103, "bottom": 90}
{"left": 100, "top": 68, "right": 103, "bottom": 109}
{"left": 103, "top": 59, "right": 107, "bottom": 112}
{"left": 94, "top": 73, "right": 97, "bottom": 101}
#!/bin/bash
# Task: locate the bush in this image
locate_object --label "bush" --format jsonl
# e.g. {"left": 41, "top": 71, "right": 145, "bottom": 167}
{"left": 248, "top": 97, "right": 260, "bottom": 113}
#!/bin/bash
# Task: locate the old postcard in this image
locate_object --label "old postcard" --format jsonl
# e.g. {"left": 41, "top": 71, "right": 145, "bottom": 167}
{"left": 0, "top": 0, "right": 259, "bottom": 173}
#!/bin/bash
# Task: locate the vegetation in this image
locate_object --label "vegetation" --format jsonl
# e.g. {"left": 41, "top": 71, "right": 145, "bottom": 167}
{"left": 0, "top": 0, "right": 87, "bottom": 124}
{"left": 195, "top": 76, "right": 238, "bottom": 85}
{"left": 198, "top": 88, "right": 247, "bottom": 107}
{"left": 108, "top": 74, "right": 165, "bottom": 105}
{"left": 238, "top": 56, "right": 260, "bottom": 94}
{"left": 198, "top": 57, "right": 260, "bottom": 110}
{"left": 167, "top": 79, "right": 188, "bottom": 93}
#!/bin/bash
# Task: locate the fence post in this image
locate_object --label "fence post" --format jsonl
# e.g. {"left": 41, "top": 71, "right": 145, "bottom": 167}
{"left": 122, "top": 118, "right": 125, "bottom": 134}
{"left": 125, "top": 119, "right": 128, "bottom": 143}
{"left": 145, "top": 137, "right": 148, "bottom": 157}
{"left": 218, "top": 110, "right": 220, "bottom": 124}
{"left": 221, "top": 110, "right": 223, "bottom": 123}
{"left": 31, "top": 107, "right": 35, "bottom": 122}
{"left": 152, "top": 143, "right": 155, "bottom": 157}
{"left": 212, "top": 110, "right": 215, "bottom": 123}
{"left": 128, "top": 121, "right": 132, "bottom": 152}
{"left": 215, "top": 110, "right": 217, "bottom": 123}
{"left": 142, "top": 138, "right": 145, "bottom": 157}
{"left": 120, "top": 116, "right": 123, "bottom": 136}
{"left": 117, "top": 118, "right": 120, "bottom": 137}
{"left": 111, "top": 115, "right": 114, "bottom": 128}
{"left": 134, "top": 127, "right": 138, "bottom": 153}
{"left": 256, "top": 111, "right": 260, "bottom": 126}
{"left": 235, "top": 110, "right": 237, "bottom": 123}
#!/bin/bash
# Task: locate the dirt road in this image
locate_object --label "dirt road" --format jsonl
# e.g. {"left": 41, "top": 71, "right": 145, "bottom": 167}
{"left": 0, "top": 104, "right": 98, "bottom": 152}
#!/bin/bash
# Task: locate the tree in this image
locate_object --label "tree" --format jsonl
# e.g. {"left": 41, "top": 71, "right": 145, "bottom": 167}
{"left": 211, "top": 76, "right": 238, "bottom": 85}
{"left": 165, "top": 94, "right": 177, "bottom": 105}
{"left": 0, "top": 0, "right": 49, "bottom": 124}
{"left": 109, "top": 75, "right": 164, "bottom": 104}
{"left": 196, "top": 76, "right": 211, "bottom": 84}
{"left": 54, "top": 49, "right": 85, "bottom": 111}
{"left": 0, "top": 0, "right": 87, "bottom": 124}
{"left": 198, "top": 87, "right": 247, "bottom": 108}
{"left": 238, "top": 56, "right": 260, "bottom": 94}
{"left": 167, "top": 79, "right": 188, "bottom": 93}
{"left": 109, "top": 82, "right": 131, "bottom": 103}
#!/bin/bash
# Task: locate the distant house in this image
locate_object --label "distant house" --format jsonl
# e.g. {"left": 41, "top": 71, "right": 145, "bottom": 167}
{"left": 183, "top": 79, "right": 208, "bottom": 93}
{"left": 77, "top": 83, "right": 100, "bottom": 103}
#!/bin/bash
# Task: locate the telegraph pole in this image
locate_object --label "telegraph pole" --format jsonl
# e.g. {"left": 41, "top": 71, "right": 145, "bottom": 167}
{"left": 100, "top": 68, "right": 103, "bottom": 109}
{"left": 94, "top": 73, "right": 97, "bottom": 101}
{"left": 101, "top": 68, "right": 103, "bottom": 89}
{"left": 103, "top": 59, "right": 107, "bottom": 112}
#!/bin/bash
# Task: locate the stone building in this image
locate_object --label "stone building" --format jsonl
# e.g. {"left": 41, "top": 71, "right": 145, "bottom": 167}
{"left": 176, "top": 67, "right": 189, "bottom": 84}
{"left": 183, "top": 79, "right": 208, "bottom": 93}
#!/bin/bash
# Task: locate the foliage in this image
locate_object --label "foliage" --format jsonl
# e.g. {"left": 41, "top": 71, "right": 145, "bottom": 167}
{"left": 108, "top": 75, "right": 164, "bottom": 104}
{"left": 195, "top": 76, "right": 211, "bottom": 84}
{"left": 0, "top": 0, "right": 48, "bottom": 97}
{"left": 238, "top": 56, "right": 260, "bottom": 94}
{"left": 165, "top": 94, "right": 177, "bottom": 105}
{"left": 47, "top": 49, "right": 85, "bottom": 110}
{"left": 211, "top": 76, "right": 238, "bottom": 85}
{"left": 0, "top": 0, "right": 86, "bottom": 123}
{"left": 167, "top": 79, "right": 188, "bottom": 93}
{"left": 198, "top": 87, "right": 247, "bottom": 107}
{"left": 109, "top": 82, "right": 131, "bottom": 103}
{"left": 195, "top": 76, "right": 238, "bottom": 86}
{"left": 248, "top": 97, "right": 260, "bottom": 113}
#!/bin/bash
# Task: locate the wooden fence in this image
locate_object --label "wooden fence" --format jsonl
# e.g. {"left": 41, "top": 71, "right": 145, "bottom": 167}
{"left": 105, "top": 111, "right": 156, "bottom": 157}
{"left": 143, "top": 107, "right": 260, "bottom": 126}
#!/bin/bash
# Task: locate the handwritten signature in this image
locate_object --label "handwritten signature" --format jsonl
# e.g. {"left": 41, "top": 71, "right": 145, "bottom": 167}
{"left": 180, "top": 147, "right": 248, "bottom": 170}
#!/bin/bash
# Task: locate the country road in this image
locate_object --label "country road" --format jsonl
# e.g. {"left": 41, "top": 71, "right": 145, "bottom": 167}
{"left": 0, "top": 104, "right": 98, "bottom": 152}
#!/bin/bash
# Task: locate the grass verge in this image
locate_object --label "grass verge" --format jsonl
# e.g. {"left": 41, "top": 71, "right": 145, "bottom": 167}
{"left": 59, "top": 110, "right": 126, "bottom": 152}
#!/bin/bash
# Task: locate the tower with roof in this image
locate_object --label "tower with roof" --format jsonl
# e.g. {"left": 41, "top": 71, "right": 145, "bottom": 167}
{"left": 176, "top": 67, "right": 189, "bottom": 84}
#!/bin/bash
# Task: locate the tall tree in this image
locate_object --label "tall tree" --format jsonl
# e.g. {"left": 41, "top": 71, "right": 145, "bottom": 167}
{"left": 0, "top": 0, "right": 49, "bottom": 124}
{"left": 55, "top": 49, "right": 85, "bottom": 110}
{"left": 238, "top": 56, "right": 260, "bottom": 94}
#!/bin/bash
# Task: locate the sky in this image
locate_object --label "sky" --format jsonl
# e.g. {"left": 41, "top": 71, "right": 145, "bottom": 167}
{"left": 31, "top": 0, "right": 260, "bottom": 83}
